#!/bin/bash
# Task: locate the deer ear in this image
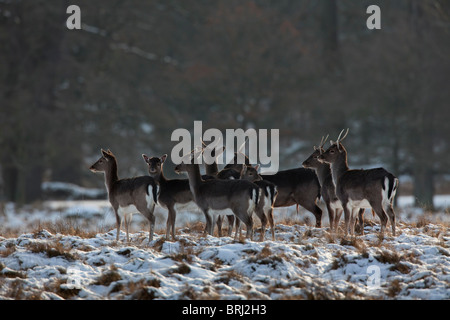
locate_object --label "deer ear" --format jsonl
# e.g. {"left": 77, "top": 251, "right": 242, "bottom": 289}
{"left": 160, "top": 154, "right": 168, "bottom": 163}
{"left": 101, "top": 149, "right": 112, "bottom": 161}
{"left": 142, "top": 154, "right": 150, "bottom": 163}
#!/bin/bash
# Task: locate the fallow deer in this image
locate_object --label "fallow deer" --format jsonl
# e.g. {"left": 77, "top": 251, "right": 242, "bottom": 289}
{"left": 89, "top": 149, "right": 159, "bottom": 242}
{"left": 174, "top": 149, "right": 259, "bottom": 240}
{"left": 319, "top": 129, "right": 399, "bottom": 236}
{"left": 142, "top": 154, "right": 197, "bottom": 240}
{"left": 240, "top": 165, "right": 278, "bottom": 241}
{"left": 303, "top": 135, "right": 366, "bottom": 232}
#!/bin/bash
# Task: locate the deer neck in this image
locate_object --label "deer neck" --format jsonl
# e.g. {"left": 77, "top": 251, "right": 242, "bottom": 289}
{"left": 316, "top": 163, "right": 332, "bottom": 187}
{"left": 205, "top": 162, "right": 219, "bottom": 176}
{"left": 330, "top": 151, "right": 349, "bottom": 186}
{"left": 151, "top": 167, "right": 167, "bottom": 184}
{"left": 104, "top": 161, "right": 119, "bottom": 193}
{"left": 184, "top": 164, "right": 203, "bottom": 198}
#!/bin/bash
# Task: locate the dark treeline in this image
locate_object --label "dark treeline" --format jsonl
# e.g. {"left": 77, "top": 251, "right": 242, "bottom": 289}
{"left": 0, "top": 0, "right": 449, "bottom": 209}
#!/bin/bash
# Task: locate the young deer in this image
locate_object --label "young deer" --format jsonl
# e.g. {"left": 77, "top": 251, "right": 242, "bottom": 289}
{"left": 303, "top": 135, "right": 365, "bottom": 232}
{"left": 319, "top": 129, "right": 399, "bottom": 236}
{"left": 142, "top": 154, "right": 197, "bottom": 240}
{"left": 89, "top": 149, "right": 159, "bottom": 242}
{"left": 174, "top": 149, "right": 259, "bottom": 240}
{"left": 201, "top": 144, "right": 236, "bottom": 237}
{"left": 240, "top": 165, "right": 278, "bottom": 241}
{"left": 223, "top": 151, "right": 323, "bottom": 227}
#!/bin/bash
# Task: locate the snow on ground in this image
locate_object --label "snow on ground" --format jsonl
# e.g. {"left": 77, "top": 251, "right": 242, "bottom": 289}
{"left": 0, "top": 196, "right": 449, "bottom": 300}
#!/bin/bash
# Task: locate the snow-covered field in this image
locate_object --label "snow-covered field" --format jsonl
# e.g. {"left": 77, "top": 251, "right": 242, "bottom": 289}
{"left": 0, "top": 196, "right": 449, "bottom": 300}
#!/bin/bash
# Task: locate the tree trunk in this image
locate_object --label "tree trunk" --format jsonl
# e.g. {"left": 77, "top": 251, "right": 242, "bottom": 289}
{"left": 412, "top": 106, "right": 435, "bottom": 210}
{"left": 413, "top": 165, "right": 434, "bottom": 211}
{"left": 0, "top": 1, "right": 66, "bottom": 204}
{"left": 320, "top": 0, "right": 341, "bottom": 71}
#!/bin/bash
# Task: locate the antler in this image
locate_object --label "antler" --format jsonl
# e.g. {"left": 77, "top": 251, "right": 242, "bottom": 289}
{"left": 336, "top": 128, "right": 349, "bottom": 143}
{"left": 313, "top": 134, "right": 329, "bottom": 154}
{"left": 180, "top": 146, "right": 203, "bottom": 163}
{"left": 320, "top": 134, "right": 329, "bottom": 148}
{"left": 201, "top": 136, "right": 222, "bottom": 149}
{"left": 225, "top": 137, "right": 248, "bottom": 166}
{"left": 332, "top": 128, "right": 349, "bottom": 150}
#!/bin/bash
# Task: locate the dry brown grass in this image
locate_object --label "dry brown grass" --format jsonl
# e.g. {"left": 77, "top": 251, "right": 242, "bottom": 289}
{"left": 0, "top": 243, "right": 16, "bottom": 257}
{"left": 46, "top": 278, "right": 81, "bottom": 299}
{"left": 94, "top": 264, "right": 122, "bottom": 286}
{"left": 26, "top": 241, "right": 78, "bottom": 261}
{"left": 375, "top": 249, "right": 412, "bottom": 274}
{"left": 387, "top": 279, "right": 402, "bottom": 297}
{"left": 4, "top": 279, "right": 41, "bottom": 299}
{"left": 33, "top": 219, "right": 100, "bottom": 238}
{"left": 170, "top": 262, "right": 191, "bottom": 275}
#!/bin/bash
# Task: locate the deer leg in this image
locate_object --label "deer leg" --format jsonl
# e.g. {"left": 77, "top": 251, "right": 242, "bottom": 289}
{"left": 113, "top": 208, "right": 121, "bottom": 241}
{"left": 216, "top": 216, "right": 223, "bottom": 237}
{"left": 298, "top": 199, "right": 323, "bottom": 228}
{"left": 268, "top": 207, "right": 275, "bottom": 241}
{"left": 357, "top": 208, "right": 365, "bottom": 234}
{"left": 136, "top": 202, "right": 156, "bottom": 243}
{"left": 350, "top": 208, "right": 360, "bottom": 236}
{"left": 234, "top": 208, "right": 253, "bottom": 240}
{"left": 369, "top": 201, "right": 388, "bottom": 237}
{"left": 343, "top": 203, "right": 352, "bottom": 237}
{"left": 148, "top": 213, "right": 155, "bottom": 242}
{"left": 245, "top": 214, "right": 254, "bottom": 240}
{"left": 226, "top": 215, "right": 234, "bottom": 237}
{"left": 254, "top": 201, "right": 267, "bottom": 241}
{"left": 124, "top": 214, "right": 130, "bottom": 242}
{"left": 334, "top": 208, "right": 343, "bottom": 232}
{"left": 203, "top": 210, "right": 213, "bottom": 236}
{"left": 144, "top": 211, "right": 156, "bottom": 242}
{"left": 212, "top": 215, "right": 219, "bottom": 237}
{"left": 258, "top": 206, "right": 267, "bottom": 242}
{"left": 384, "top": 203, "right": 396, "bottom": 236}
{"left": 247, "top": 218, "right": 254, "bottom": 241}
{"left": 325, "top": 203, "right": 335, "bottom": 232}
{"left": 167, "top": 206, "right": 177, "bottom": 240}
{"left": 234, "top": 218, "right": 241, "bottom": 241}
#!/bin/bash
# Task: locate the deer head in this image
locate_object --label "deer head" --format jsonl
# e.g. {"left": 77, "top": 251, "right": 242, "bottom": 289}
{"left": 319, "top": 129, "right": 349, "bottom": 164}
{"left": 302, "top": 135, "right": 329, "bottom": 169}
{"left": 89, "top": 149, "right": 115, "bottom": 173}
{"left": 240, "top": 164, "right": 262, "bottom": 182}
{"left": 143, "top": 154, "right": 167, "bottom": 176}
{"left": 174, "top": 147, "right": 203, "bottom": 174}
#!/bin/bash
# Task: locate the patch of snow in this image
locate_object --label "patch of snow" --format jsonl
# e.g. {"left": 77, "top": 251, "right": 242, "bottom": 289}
{"left": 0, "top": 196, "right": 449, "bottom": 300}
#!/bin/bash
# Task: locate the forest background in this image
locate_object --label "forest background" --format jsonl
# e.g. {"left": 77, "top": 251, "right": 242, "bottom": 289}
{"left": 0, "top": 0, "right": 449, "bottom": 210}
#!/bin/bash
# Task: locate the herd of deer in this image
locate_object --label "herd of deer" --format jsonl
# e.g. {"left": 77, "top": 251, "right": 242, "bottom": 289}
{"left": 89, "top": 129, "right": 399, "bottom": 244}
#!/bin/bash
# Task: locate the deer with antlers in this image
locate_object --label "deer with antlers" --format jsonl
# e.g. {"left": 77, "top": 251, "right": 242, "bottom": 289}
{"left": 303, "top": 135, "right": 366, "bottom": 232}
{"left": 318, "top": 129, "right": 399, "bottom": 237}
